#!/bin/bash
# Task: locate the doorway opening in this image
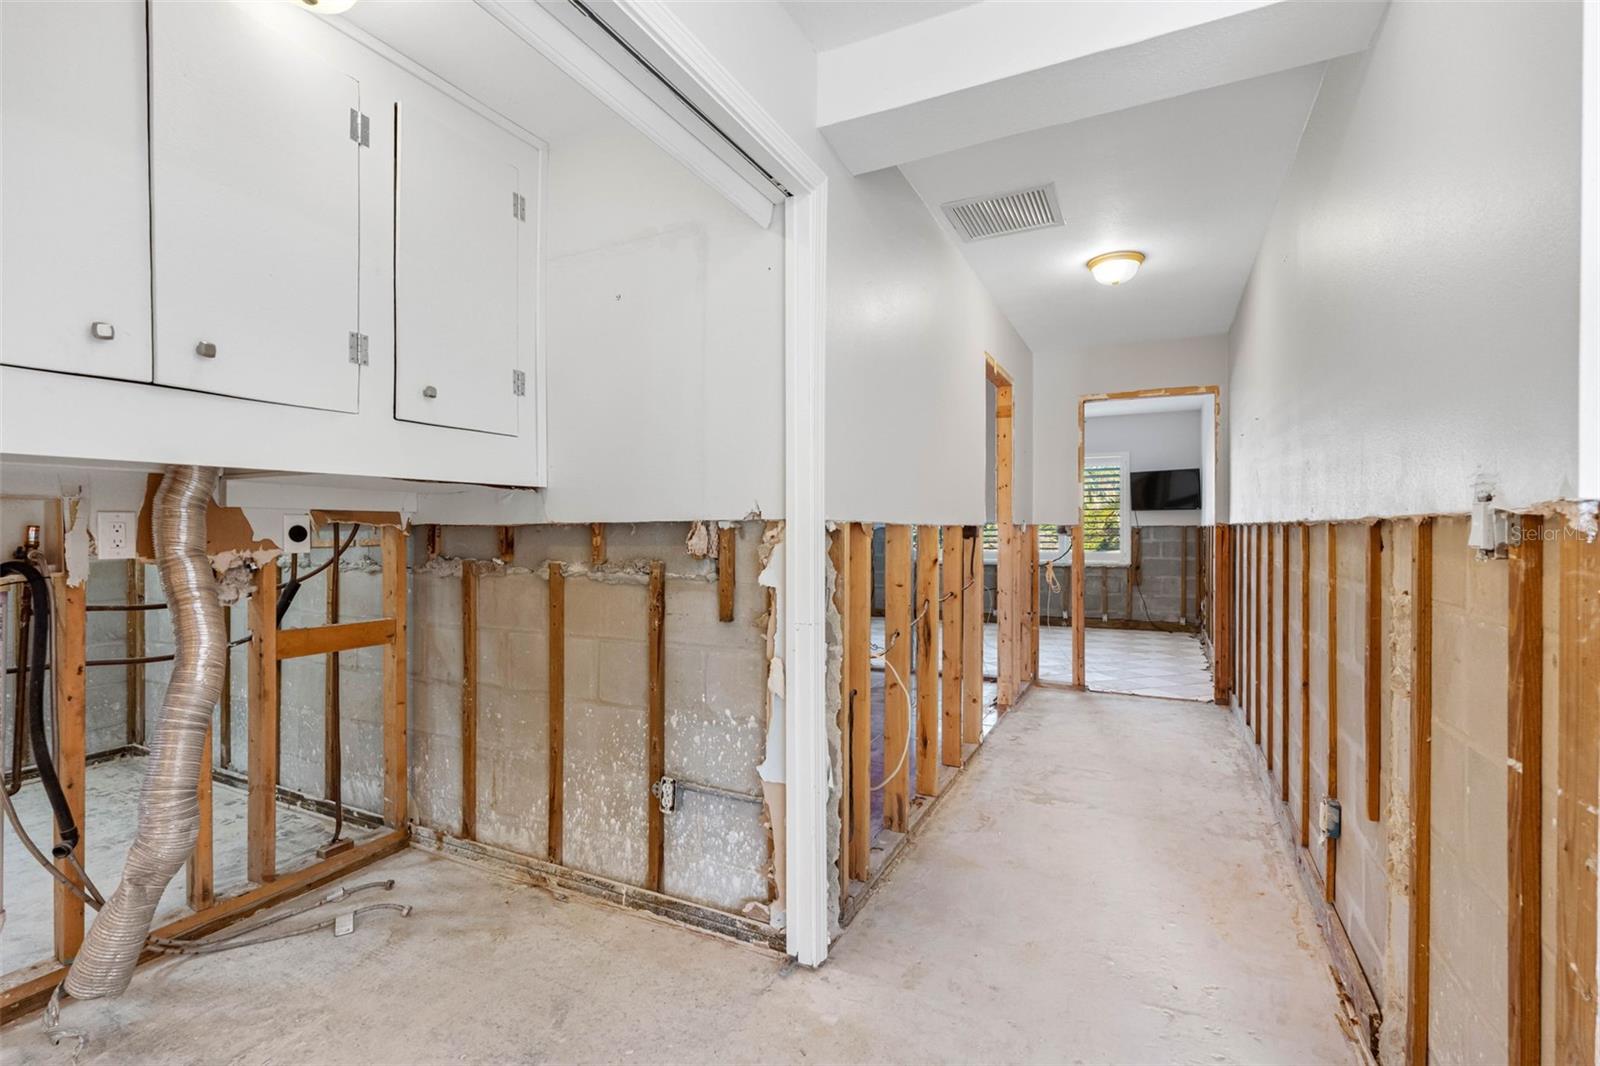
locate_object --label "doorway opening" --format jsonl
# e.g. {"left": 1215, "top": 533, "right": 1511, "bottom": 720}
{"left": 1057, "top": 386, "right": 1219, "bottom": 701}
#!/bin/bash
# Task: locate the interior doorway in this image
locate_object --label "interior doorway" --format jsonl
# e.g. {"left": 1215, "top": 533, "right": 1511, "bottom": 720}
{"left": 1064, "top": 386, "right": 1220, "bottom": 701}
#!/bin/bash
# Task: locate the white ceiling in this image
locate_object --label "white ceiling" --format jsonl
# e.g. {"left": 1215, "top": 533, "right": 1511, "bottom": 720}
{"left": 781, "top": 1, "right": 980, "bottom": 52}
{"left": 900, "top": 63, "right": 1325, "bottom": 352}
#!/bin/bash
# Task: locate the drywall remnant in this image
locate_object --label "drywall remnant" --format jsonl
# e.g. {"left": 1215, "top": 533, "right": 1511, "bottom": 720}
{"left": 62, "top": 494, "right": 90, "bottom": 587}
{"left": 824, "top": 534, "right": 845, "bottom": 935}
{"left": 685, "top": 521, "right": 712, "bottom": 558}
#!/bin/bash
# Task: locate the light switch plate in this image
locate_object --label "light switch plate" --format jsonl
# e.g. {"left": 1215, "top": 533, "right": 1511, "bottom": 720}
{"left": 96, "top": 512, "right": 138, "bottom": 559}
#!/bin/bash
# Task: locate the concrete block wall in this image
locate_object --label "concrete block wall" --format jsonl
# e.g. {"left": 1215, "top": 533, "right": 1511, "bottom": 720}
{"left": 1241, "top": 515, "right": 1566, "bottom": 1062}
{"left": 412, "top": 521, "right": 772, "bottom": 916}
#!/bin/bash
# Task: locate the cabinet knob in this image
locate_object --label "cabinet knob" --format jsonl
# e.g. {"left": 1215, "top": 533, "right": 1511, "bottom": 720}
{"left": 422, "top": 385, "right": 438, "bottom": 399}
{"left": 195, "top": 341, "right": 217, "bottom": 359}
{"left": 90, "top": 322, "right": 115, "bottom": 341}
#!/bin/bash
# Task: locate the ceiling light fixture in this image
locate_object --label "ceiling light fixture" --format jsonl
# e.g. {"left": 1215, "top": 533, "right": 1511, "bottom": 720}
{"left": 299, "top": 0, "right": 358, "bottom": 14}
{"left": 1086, "top": 250, "right": 1145, "bottom": 286}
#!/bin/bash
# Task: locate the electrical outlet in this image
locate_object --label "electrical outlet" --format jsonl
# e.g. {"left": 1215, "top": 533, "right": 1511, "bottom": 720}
{"left": 96, "top": 512, "right": 138, "bottom": 560}
{"left": 282, "top": 513, "right": 314, "bottom": 555}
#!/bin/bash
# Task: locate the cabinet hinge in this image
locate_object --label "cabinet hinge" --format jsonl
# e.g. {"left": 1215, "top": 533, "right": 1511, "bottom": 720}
{"left": 512, "top": 192, "right": 526, "bottom": 221}
{"left": 512, "top": 369, "right": 526, "bottom": 397}
{"left": 348, "top": 108, "right": 370, "bottom": 147}
{"left": 348, "top": 331, "right": 369, "bottom": 366}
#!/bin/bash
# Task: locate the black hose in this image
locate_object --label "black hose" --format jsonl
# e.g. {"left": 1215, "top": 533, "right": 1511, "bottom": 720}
{"left": 0, "top": 560, "right": 77, "bottom": 856}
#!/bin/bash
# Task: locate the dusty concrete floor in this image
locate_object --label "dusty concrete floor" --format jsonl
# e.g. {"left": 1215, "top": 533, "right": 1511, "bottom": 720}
{"left": 2, "top": 755, "right": 379, "bottom": 984}
{"left": 2, "top": 687, "right": 1359, "bottom": 1065}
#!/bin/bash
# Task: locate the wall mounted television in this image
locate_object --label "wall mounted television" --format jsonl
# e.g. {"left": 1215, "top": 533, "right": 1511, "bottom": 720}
{"left": 1130, "top": 468, "right": 1201, "bottom": 511}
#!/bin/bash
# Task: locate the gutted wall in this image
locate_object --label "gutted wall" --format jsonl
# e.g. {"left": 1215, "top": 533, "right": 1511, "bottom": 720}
{"left": 1034, "top": 333, "right": 1229, "bottom": 524}
{"left": 1228, "top": 1, "right": 1584, "bottom": 522}
{"left": 1235, "top": 516, "right": 1566, "bottom": 1062}
{"left": 660, "top": 0, "right": 1037, "bottom": 526}
{"left": 406, "top": 522, "right": 773, "bottom": 916}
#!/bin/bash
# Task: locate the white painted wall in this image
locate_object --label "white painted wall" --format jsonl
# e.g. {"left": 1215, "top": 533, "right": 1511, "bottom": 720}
{"left": 542, "top": 120, "right": 785, "bottom": 521}
{"left": 1228, "top": 0, "right": 1585, "bottom": 522}
{"left": 1085, "top": 410, "right": 1205, "bottom": 528}
{"left": 659, "top": 0, "right": 1036, "bottom": 526}
{"left": 1033, "top": 333, "right": 1229, "bottom": 523}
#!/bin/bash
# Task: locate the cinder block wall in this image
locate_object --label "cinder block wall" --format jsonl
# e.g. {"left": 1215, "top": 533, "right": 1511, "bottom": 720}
{"left": 1240, "top": 515, "right": 1564, "bottom": 1062}
{"left": 409, "top": 521, "right": 772, "bottom": 916}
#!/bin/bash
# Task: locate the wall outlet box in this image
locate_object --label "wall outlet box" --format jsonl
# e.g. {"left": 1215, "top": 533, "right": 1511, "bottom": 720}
{"left": 282, "top": 513, "right": 314, "bottom": 554}
{"left": 95, "top": 511, "right": 138, "bottom": 560}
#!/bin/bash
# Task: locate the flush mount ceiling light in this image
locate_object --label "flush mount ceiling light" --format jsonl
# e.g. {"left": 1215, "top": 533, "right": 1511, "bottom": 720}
{"left": 1086, "top": 250, "right": 1145, "bottom": 286}
{"left": 299, "top": 0, "right": 357, "bottom": 13}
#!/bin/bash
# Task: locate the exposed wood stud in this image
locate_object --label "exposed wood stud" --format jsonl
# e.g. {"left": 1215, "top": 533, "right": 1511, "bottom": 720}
{"left": 848, "top": 524, "right": 872, "bottom": 877}
{"left": 1366, "top": 523, "right": 1383, "bottom": 822}
{"left": 961, "top": 527, "right": 983, "bottom": 747}
{"left": 248, "top": 560, "right": 280, "bottom": 884}
{"left": 1408, "top": 518, "right": 1434, "bottom": 1066}
{"left": 829, "top": 528, "right": 851, "bottom": 902}
{"left": 220, "top": 625, "right": 233, "bottom": 770}
{"left": 125, "top": 560, "right": 144, "bottom": 746}
{"left": 589, "top": 523, "right": 606, "bottom": 566}
{"left": 883, "top": 525, "right": 912, "bottom": 830}
{"left": 1508, "top": 514, "right": 1543, "bottom": 1065}
{"left": 276, "top": 618, "right": 397, "bottom": 660}
{"left": 1267, "top": 523, "right": 1276, "bottom": 772}
{"left": 645, "top": 561, "right": 667, "bottom": 892}
{"left": 1325, "top": 524, "right": 1339, "bottom": 902}
{"left": 1300, "top": 523, "right": 1312, "bottom": 849}
{"left": 995, "top": 380, "right": 1015, "bottom": 707}
{"left": 497, "top": 526, "right": 515, "bottom": 564}
{"left": 187, "top": 715, "right": 214, "bottom": 910}
{"left": 424, "top": 524, "right": 442, "bottom": 561}
{"left": 718, "top": 525, "right": 737, "bottom": 623}
{"left": 324, "top": 527, "right": 342, "bottom": 804}
{"left": 1072, "top": 523, "right": 1086, "bottom": 689}
{"left": 548, "top": 565, "right": 566, "bottom": 866}
{"left": 915, "top": 526, "right": 940, "bottom": 796}
{"left": 381, "top": 526, "right": 409, "bottom": 830}
{"left": 1212, "top": 526, "right": 1231, "bottom": 706}
{"left": 461, "top": 563, "right": 479, "bottom": 841}
{"left": 1029, "top": 526, "right": 1040, "bottom": 681}
{"left": 1180, "top": 526, "right": 1189, "bottom": 624}
{"left": 1280, "top": 524, "right": 1290, "bottom": 803}
{"left": 50, "top": 577, "right": 86, "bottom": 961}
{"left": 1555, "top": 521, "right": 1598, "bottom": 1065}
{"left": 1255, "top": 524, "right": 1264, "bottom": 747}
{"left": 941, "top": 525, "right": 964, "bottom": 768}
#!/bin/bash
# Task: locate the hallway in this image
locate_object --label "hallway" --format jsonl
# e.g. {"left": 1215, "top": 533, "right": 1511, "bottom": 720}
{"left": 5, "top": 686, "right": 1360, "bottom": 1064}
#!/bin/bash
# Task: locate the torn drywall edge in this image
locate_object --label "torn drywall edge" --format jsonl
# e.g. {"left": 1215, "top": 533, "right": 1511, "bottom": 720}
{"left": 755, "top": 521, "right": 785, "bottom": 927}
{"left": 135, "top": 471, "right": 277, "bottom": 560}
{"left": 310, "top": 508, "right": 408, "bottom": 531}
{"left": 62, "top": 495, "right": 90, "bottom": 587}
{"left": 823, "top": 528, "right": 845, "bottom": 937}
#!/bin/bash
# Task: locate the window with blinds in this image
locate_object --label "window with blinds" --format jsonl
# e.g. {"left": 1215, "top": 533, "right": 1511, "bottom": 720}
{"left": 980, "top": 524, "right": 1060, "bottom": 553}
{"left": 1082, "top": 454, "right": 1129, "bottom": 564}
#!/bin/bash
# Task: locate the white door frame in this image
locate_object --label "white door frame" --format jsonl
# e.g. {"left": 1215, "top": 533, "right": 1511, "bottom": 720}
{"left": 593, "top": 1, "right": 833, "bottom": 966}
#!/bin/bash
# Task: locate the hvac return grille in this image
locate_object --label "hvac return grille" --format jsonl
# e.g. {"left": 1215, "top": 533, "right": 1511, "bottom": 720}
{"left": 941, "top": 184, "right": 1062, "bottom": 242}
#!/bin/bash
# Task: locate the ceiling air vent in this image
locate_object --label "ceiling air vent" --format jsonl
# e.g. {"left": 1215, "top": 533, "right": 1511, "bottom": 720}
{"left": 941, "top": 183, "right": 1062, "bottom": 242}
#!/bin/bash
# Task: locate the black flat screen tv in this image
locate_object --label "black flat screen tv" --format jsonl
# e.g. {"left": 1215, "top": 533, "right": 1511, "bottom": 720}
{"left": 1130, "top": 468, "right": 1201, "bottom": 511}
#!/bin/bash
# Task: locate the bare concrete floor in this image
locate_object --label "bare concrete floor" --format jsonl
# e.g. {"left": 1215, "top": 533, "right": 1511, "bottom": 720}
{"left": 2, "top": 687, "right": 1359, "bottom": 1065}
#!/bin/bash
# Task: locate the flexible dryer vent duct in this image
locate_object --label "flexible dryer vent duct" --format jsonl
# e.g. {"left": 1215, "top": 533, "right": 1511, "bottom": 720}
{"left": 65, "top": 466, "right": 224, "bottom": 1000}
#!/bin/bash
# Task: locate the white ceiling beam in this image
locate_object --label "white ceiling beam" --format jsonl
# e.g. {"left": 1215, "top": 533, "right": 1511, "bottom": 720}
{"left": 817, "top": 0, "right": 1387, "bottom": 174}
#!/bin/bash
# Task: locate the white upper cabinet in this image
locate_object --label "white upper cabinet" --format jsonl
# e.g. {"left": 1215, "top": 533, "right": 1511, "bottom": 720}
{"left": 148, "top": 0, "right": 361, "bottom": 412}
{"left": 1, "top": 0, "right": 153, "bottom": 383}
{"left": 393, "top": 94, "right": 538, "bottom": 436}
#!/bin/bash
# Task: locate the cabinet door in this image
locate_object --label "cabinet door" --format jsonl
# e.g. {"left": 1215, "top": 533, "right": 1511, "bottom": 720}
{"left": 393, "top": 96, "right": 528, "bottom": 436}
{"left": 148, "top": 0, "right": 360, "bottom": 412}
{"left": 1, "top": 0, "right": 152, "bottom": 382}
